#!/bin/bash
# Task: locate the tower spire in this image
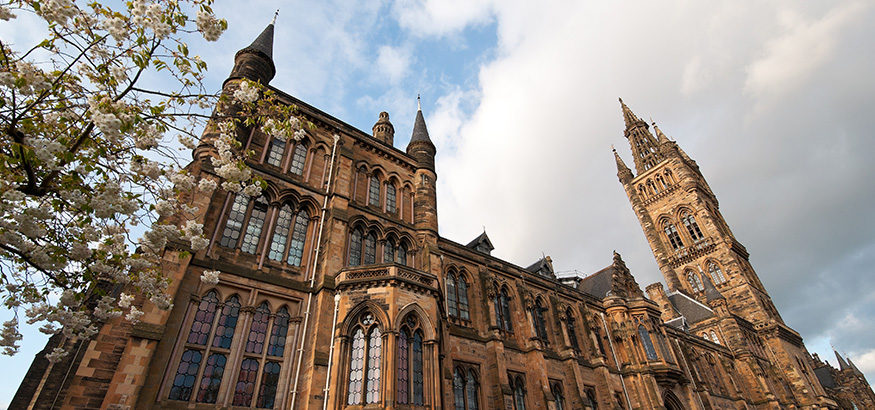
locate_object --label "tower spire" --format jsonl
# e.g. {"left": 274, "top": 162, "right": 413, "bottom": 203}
{"left": 227, "top": 13, "right": 277, "bottom": 85}
{"left": 619, "top": 98, "right": 663, "bottom": 175}
{"left": 613, "top": 146, "right": 632, "bottom": 183}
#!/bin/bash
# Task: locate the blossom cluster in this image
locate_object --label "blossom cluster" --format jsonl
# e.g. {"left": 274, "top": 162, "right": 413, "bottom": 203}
{"left": 196, "top": 10, "right": 227, "bottom": 42}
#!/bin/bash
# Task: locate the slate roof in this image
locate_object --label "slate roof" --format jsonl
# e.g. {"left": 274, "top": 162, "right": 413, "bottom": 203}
{"left": 576, "top": 266, "right": 614, "bottom": 299}
{"left": 409, "top": 109, "right": 432, "bottom": 144}
{"left": 465, "top": 232, "right": 494, "bottom": 254}
{"left": 241, "top": 21, "right": 275, "bottom": 60}
{"left": 667, "top": 292, "right": 715, "bottom": 325}
{"left": 814, "top": 367, "right": 837, "bottom": 389}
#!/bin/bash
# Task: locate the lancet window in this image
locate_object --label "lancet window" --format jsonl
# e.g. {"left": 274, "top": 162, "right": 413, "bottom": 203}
{"left": 682, "top": 212, "right": 705, "bottom": 242}
{"left": 347, "top": 311, "right": 382, "bottom": 405}
{"left": 396, "top": 314, "right": 425, "bottom": 405}
{"left": 447, "top": 271, "right": 470, "bottom": 321}
{"left": 664, "top": 221, "right": 684, "bottom": 251}
{"left": 709, "top": 262, "right": 726, "bottom": 284}
{"left": 453, "top": 365, "right": 479, "bottom": 410}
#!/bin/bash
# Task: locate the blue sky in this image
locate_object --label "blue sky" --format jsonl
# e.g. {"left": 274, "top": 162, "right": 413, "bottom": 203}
{"left": 4, "top": 0, "right": 875, "bottom": 407}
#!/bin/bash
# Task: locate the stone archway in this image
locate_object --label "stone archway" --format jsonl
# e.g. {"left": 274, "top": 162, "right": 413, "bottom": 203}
{"left": 663, "top": 390, "right": 685, "bottom": 410}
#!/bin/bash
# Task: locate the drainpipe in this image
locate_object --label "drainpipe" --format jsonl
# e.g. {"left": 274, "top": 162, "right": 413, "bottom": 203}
{"left": 600, "top": 312, "right": 633, "bottom": 410}
{"left": 322, "top": 292, "right": 341, "bottom": 410}
{"left": 289, "top": 134, "right": 341, "bottom": 410}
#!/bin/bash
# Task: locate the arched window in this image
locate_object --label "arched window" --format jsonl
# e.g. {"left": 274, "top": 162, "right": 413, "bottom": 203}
{"left": 709, "top": 262, "right": 726, "bottom": 284}
{"left": 551, "top": 382, "right": 565, "bottom": 410}
{"left": 637, "top": 184, "right": 647, "bottom": 199}
{"left": 268, "top": 205, "right": 310, "bottom": 266}
{"left": 447, "top": 272, "right": 470, "bottom": 321}
{"left": 532, "top": 299, "right": 548, "bottom": 342}
{"left": 347, "top": 311, "right": 382, "bottom": 405}
{"left": 397, "top": 241, "right": 408, "bottom": 266}
{"left": 219, "top": 195, "right": 268, "bottom": 253}
{"left": 453, "top": 366, "right": 479, "bottom": 410}
{"left": 493, "top": 287, "right": 513, "bottom": 332}
{"left": 585, "top": 389, "right": 598, "bottom": 410}
{"left": 289, "top": 143, "right": 308, "bottom": 175}
{"left": 348, "top": 228, "right": 363, "bottom": 266}
{"left": 710, "top": 330, "right": 720, "bottom": 345}
{"left": 368, "top": 176, "right": 381, "bottom": 207}
{"left": 240, "top": 196, "right": 269, "bottom": 254}
{"left": 168, "top": 289, "right": 292, "bottom": 407}
{"left": 664, "top": 221, "right": 684, "bottom": 251}
{"left": 386, "top": 183, "right": 397, "bottom": 213}
{"left": 688, "top": 272, "right": 703, "bottom": 293}
{"left": 565, "top": 309, "right": 580, "bottom": 351}
{"left": 384, "top": 238, "right": 396, "bottom": 263}
{"left": 511, "top": 375, "right": 526, "bottom": 410}
{"left": 265, "top": 138, "right": 286, "bottom": 167}
{"left": 396, "top": 315, "right": 424, "bottom": 405}
{"left": 682, "top": 212, "right": 704, "bottom": 242}
{"left": 702, "top": 332, "right": 711, "bottom": 342}
{"left": 638, "top": 324, "right": 658, "bottom": 361}
{"left": 364, "top": 232, "right": 376, "bottom": 265}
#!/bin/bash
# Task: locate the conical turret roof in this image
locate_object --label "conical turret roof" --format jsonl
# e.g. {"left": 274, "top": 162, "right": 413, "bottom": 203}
{"left": 240, "top": 12, "right": 276, "bottom": 60}
{"left": 410, "top": 100, "right": 432, "bottom": 144}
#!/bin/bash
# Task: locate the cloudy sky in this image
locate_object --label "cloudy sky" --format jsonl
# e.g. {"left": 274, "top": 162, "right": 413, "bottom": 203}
{"left": 3, "top": 0, "right": 875, "bottom": 406}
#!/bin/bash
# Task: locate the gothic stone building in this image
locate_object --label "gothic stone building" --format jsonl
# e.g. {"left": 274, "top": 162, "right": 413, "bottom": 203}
{"left": 12, "top": 19, "right": 875, "bottom": 410}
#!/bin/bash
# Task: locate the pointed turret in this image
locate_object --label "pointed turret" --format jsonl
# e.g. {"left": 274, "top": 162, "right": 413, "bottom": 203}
{"left": 848, "top": 356, "right": 865, "bottom": 376}
{"left": 836, "top": 350, "right": 852, "bottom": 371}
{"left": 406, "top": 96, "right": 436, "bottom": 171}
{"left": 372, "top": 111, "right": 395, "bottom": 146}
{"left": 227, "top": 13, "right": 277, "bottom": 86}
{"left": 619, "top": 98, "right": 663, "bottom": 175}
{"left": 613, "top": 146, "right": 633, "bottom": 184}
{"left": 701, "top": 271, "right": 725, "bottom": 303}
{"left": 653, "top": 121, "right": 671, "bottom": 144}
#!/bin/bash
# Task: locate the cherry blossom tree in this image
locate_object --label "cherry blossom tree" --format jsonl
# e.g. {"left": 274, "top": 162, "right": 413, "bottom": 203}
{"left": 0, "top": 0, "right": 307, "bottom": 362}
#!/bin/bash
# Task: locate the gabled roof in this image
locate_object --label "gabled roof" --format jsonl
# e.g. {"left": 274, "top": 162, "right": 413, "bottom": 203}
{"left": 465, "top": 231, "right": 494, "bottom": 254}
{"left": 814, "top": 366, "right": 837, "bottom": 389}
{"left": 577, "top": 266, "right": 614, "bottom": 299}
{"left": 667, "top": 292, "right": 715, "bottom": 325}
{"left": 525, "top": 256, "right": 554, "bottom": 278}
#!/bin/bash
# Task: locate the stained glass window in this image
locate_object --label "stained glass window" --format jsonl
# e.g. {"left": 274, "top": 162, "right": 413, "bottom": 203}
{"left": 246, "top": 303, "right": 270, "bottom": 354}
{"left": 369, "top": 177, "right": 381, "bottom": 207}
{"left": 212, "top": 296, "right": 240, "bottom": 349}
{"left": 366, "top": 328, "right": 382, "bottom": 403}
{"left": 233, "top": 358, "right": 260, "bottom": 406}
{"left": 256, "top": 361, "right": 281, "bottom": 408}
{"left": 348, "top": 229, "right": 363, "bottom": 266}
{"left": 287, "top": 211, "right": 309, "bottom": 266}
{"left": 386, "top": 183, "right": 397, "bottom": 213}
{"left": 169, "top": 349, "right": 202, "bottom": 401}
{"left": 267, "top": 307, "right": 290, "bottom": 357}
{"left": 397, "top": 330, "right": 409, "bottom": 404}
{"left": 453, "top": 368, "right": 465, "bottom": 410}
{"left": 412, "top": 331, "right": 423, "bottom": 404}
{"left": 196, "top": 353, "right": 226, "bottom": 403}
{"left": 364, "top": 232, "right": 376, "bottom": 265}
{"left": 453, "top": 366, "right": 479, "bottom": 410}
{"left": 347, "top": 328, "right": 365, "bottom": 405}
{"left": 266, "top": 138, "right": 286, "bottom": 167}
{"left": 289, "top": 143, "right": 307, "bottom": 175}
{"left": 240, "top": 196, "right": 268, "bottom": 254}
{"left": 187, "top": 291, "right": 218, "bottom": 345}
{"left": 268, "top": 205, "right": 293, "bottom": 261}
{"left": 220, "top": 195, "right": 249, "bottom": 247}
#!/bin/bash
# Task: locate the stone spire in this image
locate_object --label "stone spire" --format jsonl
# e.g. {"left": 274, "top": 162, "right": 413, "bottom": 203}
{"left": 406, "top": 95, "right": 436, "bottom": 171}
{"left": 227, "top": 13, "right": 277, "bottom": 85}
{"left": 701, "top": 270, "right": 725, "bottom": 303}
{"left": 835, "top": 350, "right": 851, "bottom": 371}
{"left": 372, "top": 111, "right": 395, "bottom": 146}
{"left": 613, "top": 146, "right": 633, "bottom": 184}
{"left": 619, "top": 98, "right": 663, "bottom": 175}
{"left": 652, "top": 121, "right": 671, "bottom": 144}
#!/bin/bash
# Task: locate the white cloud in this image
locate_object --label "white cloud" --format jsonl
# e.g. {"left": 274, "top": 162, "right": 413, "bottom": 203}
{"left": 376, "top": 45, "right": 413, "bottom": 84}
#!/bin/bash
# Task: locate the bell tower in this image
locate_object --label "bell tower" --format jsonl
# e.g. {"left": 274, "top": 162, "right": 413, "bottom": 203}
{"left": 615, "top": 99, "right": 835, "bottom": 409}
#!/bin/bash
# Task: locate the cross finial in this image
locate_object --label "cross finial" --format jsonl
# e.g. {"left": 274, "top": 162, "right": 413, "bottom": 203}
{"left": 271, "top": 9, "right": 279, "bottom": 25}
{"left": 417, "top": 94, "right": 421, "bottom": 110}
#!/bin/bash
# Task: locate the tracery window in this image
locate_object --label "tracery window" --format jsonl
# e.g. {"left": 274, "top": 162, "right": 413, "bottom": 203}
{"left": 289, "top": 143, "right": 308, "bottom": 176}
{"left": 386, "top": 183, "right": 397, "bottom": 213}
{"left": 384, "top": 238, "right": 395, "bottom": 263}
{"left": 168, "top": 290, "right": 292, "bottom": 408}
{"left": 565, "top": 309, "right": 580, "bottom": 351}
{"left": 510, "top": 374, "right": 527, "bottom": 410}
{"left": 348, "top": 228, "right": 377, "bottom": 267}
{"left": 240, "top": 196, "right": 269, "bottom": 254}
{"left": 682, "top": 212, "right": 704, "bottom": 242}
{"left": 709, "top": 262, "right": 726, "bottom": 284}
{"left": 532, "top": 299, "right": 548, "bottom": 343}
{"left": 268, "top": 204, "right": 310, "bottom": 266}
{"left": 551, "top": 382, "right": 565, "bottom": 410}
{"left": 347, "top": 311, "right": 382, "bottom": 405}
{"left": 368, "top": 176, "right": 381, "bottom": 207}
{"left": 638, "top": 324, "right": 658, "bottom": 361}
{"left": 396, "top": 315, "right": 425, "bottom": 405}
{"left": 396, "top": 242, "right": 408, "bottom": 266}
{"left": 265, "top": 138, "right": 286, "bottom": 167}
{"left": 688, "top": 272, "right": 703, "bottom": 293}
{"left": 452, "top": 365, "right": 479, "bottom": 410}
{"left": 447, "top": 271, "right": 470, "bottom": 321}
{"left": 592, "top": 320, "right": 606, "bottom": 356}
{"left": 382, "top": 238, "right": 410, "bottom": 266}
{"left": 710, "top": 330, "right": 720, "bottom": 345}
{"left": 664, "top": 222, "right": 684, "bottom": 251}
{"left": 219, "top": 195, "right": 268, "bottom": 252}
{"left": 493, "top": 287, "right": 513, "bottom": 332}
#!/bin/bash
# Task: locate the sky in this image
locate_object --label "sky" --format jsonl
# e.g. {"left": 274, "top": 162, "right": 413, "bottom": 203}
{"left": 3, "top": 0, "right": 875, "bottom": 407}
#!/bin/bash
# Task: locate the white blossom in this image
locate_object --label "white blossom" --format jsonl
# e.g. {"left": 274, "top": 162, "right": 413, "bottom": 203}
{"left": 126, "top": 306, "right": 144, "bottom": 323}
{"left": 118, "top": 293, "right": 135, "bottom": 309}
{"left": 45, "top": 347, "right": 68, "bottom": 363}
{"left": 233, "top": 80, "right": 259, "bottom": 104}
{"left": 198, "top": 178, "right": 218, "bottom": 193}
{"left": 0, "top": 6, "right": 16, "bottom": 21}
{"left": 200, "top": 270, "right": 220, "bottom": 285}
